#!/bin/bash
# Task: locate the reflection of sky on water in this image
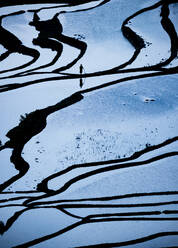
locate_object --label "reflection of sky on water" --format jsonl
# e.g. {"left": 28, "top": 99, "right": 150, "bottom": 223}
{"left": 0, "top": 0, "right": 178, "bottom": 191}
{"left": 0, "top": 0, "right": 178, "bottom": 247}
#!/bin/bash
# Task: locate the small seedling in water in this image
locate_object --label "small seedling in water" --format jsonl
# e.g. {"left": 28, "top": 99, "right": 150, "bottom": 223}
{"left": 146, "top": 143, "right": 151, "bottom": 148}
{"left": 19, "top": 113, "right": 29, "bottom": 122}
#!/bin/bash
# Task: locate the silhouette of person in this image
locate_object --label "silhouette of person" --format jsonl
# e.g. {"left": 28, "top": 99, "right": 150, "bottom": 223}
{"left": 79, "top": 64, "right": 84, "bottom": 88}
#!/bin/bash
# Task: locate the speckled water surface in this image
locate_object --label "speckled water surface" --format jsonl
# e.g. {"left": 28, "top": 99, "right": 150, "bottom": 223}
{"left": 0, "top": 0, "right": 178, "bottom": 247}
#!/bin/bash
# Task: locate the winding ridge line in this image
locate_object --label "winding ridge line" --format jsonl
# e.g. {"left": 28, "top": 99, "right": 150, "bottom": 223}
{"left": 11, "top": 225, "right": 178, "bottom": 247}
{"left": 36, "top": 136, "right": 178, "bottom": 193}
{"left": 0, "top": 11, "right": 40, "bottom": 75}
{"left": 0, "top": 0, "right": 178, "bottom": 246}
{"left": 22, "top": 191, "right": 178, "bottom": 205}
{"left": 0, "top": 0, "right": 107, "bottom": 79}
{"left": 0, "top": 196, "right": 32, "bottom": 203}
{"left": 51, "top": 151, "right": 178, "bottom": 195}
{"left": 0, "top": 93, "right": 83, "bottom": 192}
{"left": 74, "top": 210, "right": 178, "bottom": 219}
{"left": 25, "top": 150, "right": 178, "bottom": 206}
{"left": 0, "top": 0, "right": 178, "bottom": 84}
{"left": 0, "top": 0, "right": 101, "bottom": 8}
{"left": 17, "top": 12, "right": 88, "bottom": 75}
{"left": 1, "top": 190, "right": 178, "bottom": 205}
{"left": 27, "top": 0, "right": 110, "bottom": 13}
{"left": 0, "top": 65, "right": 177, "bottom": 94}
{"left": 1, "top": 197, "right": 178, "bottom": 235}
{"left": 75, "top": 232, "right": 178, "bottom": 248}
{"left": 46, "top": 200, "right": 178, "bottom": 208}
